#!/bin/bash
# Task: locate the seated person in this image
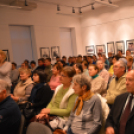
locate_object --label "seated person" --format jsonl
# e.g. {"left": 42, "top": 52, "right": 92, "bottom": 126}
{"left": 30, "top": 60, "right": 37, "bottom": 72}
{"left": 49, "top": 64, "right": 62, "bottom": 91}
{"left": 108, "top": 55, "right": 120, "bottom": 76}
{"left": 88, "top": 64, "right": 107, "bottom": 97}
{"left": 126, "top": 56, "right": 134, "bottom": 71}
{"left": 36, "top": 66, "right": 77, "bottom": 122}
{"left": 26, "top": 70, "right": 53, "bottom": 118}
{"left": 11, "top": 68, "right": 34, "bottom": 102}
{"left": 35, "top": 58, "right": 45, "bottom": 71}
{"left": 105, "top": 60, "right": 127, "bottom": 107}
{"left": 82, "top": 60, "right": 90, "bottom": 77}
{"left": 63, "top": 74, "right": 102, "bottom": 134}
{"left": 73, "top": 63, "right": 83, "bottom": 74}
{"left": 105, "top": 70, "right": 134, "bottom": 134}
{"left": 10, "top": 62, "right": 19, "bottom": 93}
{"left": 96, "top": 60, "right": 109, "bottom": 83}
{"left": 58, "top": 60, "right": 66, "bottom": 67}
{"left": 0, "top": 79, "right": 21, "bottom": 134}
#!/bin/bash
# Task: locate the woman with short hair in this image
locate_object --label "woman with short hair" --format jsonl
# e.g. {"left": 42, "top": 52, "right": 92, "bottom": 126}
{"left": 49, "top": 64, "right": 62, "bottom": 91}
{"left": 88, "top": 64, "right": 107, "bottom": 97}
{"left": 11, "top": 68, "right": 34, "bottom": 102}
{"left": 63, "top": 74, "right": 102, "bottom": 134}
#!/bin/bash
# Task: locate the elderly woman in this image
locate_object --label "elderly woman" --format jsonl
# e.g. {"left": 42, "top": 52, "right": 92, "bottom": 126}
{"left": 36, "top": 66, "right": 77, "bottom": 121}
{"left": 96, "top": 60, "right": 109, "bottom": 83}
{"left": 0, "top": 50, "right": 12, "bottom": 90}
{"left": 88, "top": 64, "right": 107, "bottom": 97}
{"left": 10, "top": 68, "right": 34, "bottom": 102}
{"left": 49, "top": 64, "right": 62, "bottom": 91}
{"left": 63, "top": 74, "right": 102, "bottom": 134}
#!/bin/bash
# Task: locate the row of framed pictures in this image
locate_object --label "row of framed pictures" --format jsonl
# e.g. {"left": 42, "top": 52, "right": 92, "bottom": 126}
{"left": 86, "top": 39, "right": 134, "bottom": 55}
{"left": 40, "top": 46, "right": 60, "bottom": 60}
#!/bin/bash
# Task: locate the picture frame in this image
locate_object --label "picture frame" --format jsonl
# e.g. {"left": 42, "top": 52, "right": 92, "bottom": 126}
{"left": 126, "top": 39, "right": 134, "bottom": 53}
{"left": 107, "top": 42, "right": 115, "bottom": 54}
{"left": 96, "top": 45, "right": 106, "bottom": 54}
{"left": 40, "top": 47, "right": 50, "bottom": 59}
{"left": 2, "top": 50, "right": 10, "bottom": 61}
{"left": 51, "top": 46, "right": 60, "bottom": 60}
{"left": 116, "top": 41, "right": 125, "bottom": 54}
{"left": 86, "top": 45, "right": 95, "bottom": 55}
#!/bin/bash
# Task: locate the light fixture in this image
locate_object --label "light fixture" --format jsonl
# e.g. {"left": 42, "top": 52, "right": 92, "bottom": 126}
{"left": 79, "top": 7, "right": 82, "bottom": 13}
{"left": 57, "top": 5, "right": 60, "bottom": 11}
{"left": 108, "top": 0, "right": 112, "bottom": 4}
{"left": 72, "top": 7, "right": 75, "bottom": 13}
{"left": 91, "top": 4, "right": 94, "bottom": 10}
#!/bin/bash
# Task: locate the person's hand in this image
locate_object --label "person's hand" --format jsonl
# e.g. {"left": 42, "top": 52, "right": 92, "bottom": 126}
{"left": 62, "top": 130, "right": 66, "bottom": 134}
{"left": 36, "top": 114, "right": 47, "bottom": 120}
{"left": 10, "top": 95, "right": 19, "bottom": 102}
{"left": 106, "top": 127, "right": 115, "bottom": 134}
{"left": 40, "top": 108, "right": 50, "bottom": 114}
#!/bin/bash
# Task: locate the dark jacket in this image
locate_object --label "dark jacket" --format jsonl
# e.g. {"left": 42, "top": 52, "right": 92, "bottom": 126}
{"left": 29, "top": 83, "right": 53, "bottom": 114}
{"left": 105, "top": 92, "right": 134, "bottom": 134}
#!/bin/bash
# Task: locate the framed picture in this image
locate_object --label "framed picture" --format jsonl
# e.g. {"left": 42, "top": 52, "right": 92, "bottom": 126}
{"left": 96, "top": 45, "right": 106, "bottom": 54}
{"left": 86, "top": 45, "right": 95, "bottom": 55}
{"left": 40, "top": 47, "right": 50, "bottom": 58}
{"left": 51, "top": 46, "right": 60, "bottom": 59}
{"left": 107, "top": 42, "right": 115, "bottom": 54}
{"left": 116, "top": 41, "right": 125, "bottom": 54}
{"left": 2, "top": 50, "right": 10, "bottom": 61}
{"left": 126, "top": 39, "right": 134, "bottom": 53}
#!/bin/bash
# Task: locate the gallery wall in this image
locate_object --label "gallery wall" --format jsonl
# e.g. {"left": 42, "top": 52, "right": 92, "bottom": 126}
{"left": 81, "top": 0, "right": 134, "bottom": 57}
{"left": 0, "top": 3, "right": 83, "bottom": 64}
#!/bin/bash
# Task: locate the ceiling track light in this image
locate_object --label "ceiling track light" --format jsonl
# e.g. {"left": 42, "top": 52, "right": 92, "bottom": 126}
{"left": 72, "top": 7, "right": 75, "bottom": 13}
{"left": 91, "top": 4, "right": 94, "bottom": 10}
{"left": 57, "top": 5, "right": 60, "bottom": 11}
{"left": 79, "top": 7, "right": 82, "bottom": 13}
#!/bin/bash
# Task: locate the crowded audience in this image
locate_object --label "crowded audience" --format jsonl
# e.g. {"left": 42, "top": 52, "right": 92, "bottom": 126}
{"left": 1, "top": 48, "right": 134, "bottom": 134}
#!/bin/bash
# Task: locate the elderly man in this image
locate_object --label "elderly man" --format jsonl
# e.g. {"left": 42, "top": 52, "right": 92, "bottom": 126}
{"left": 105, "top": 70, "right": 134, "bottom": 134}
{"left": 0, "top": 79, "right": 21, "bottom": 134}
{"left": 105, "top": 60, "right": 127, "bottom": 107}
{"left": 96, "top": 59, "right": 109, "bottom": 83}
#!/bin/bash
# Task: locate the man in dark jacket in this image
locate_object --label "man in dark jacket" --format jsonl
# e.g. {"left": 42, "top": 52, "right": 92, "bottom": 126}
{"left": 105, "top": 70, "right": 134, "bottom": 134}
{"left": 0, "top": 79, "right": 21, "bottom": 134}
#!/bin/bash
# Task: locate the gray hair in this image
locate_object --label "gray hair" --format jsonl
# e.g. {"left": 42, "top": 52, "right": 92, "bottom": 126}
{"left": 117, "top": 60, "right": 127, "bottom": 71}
{"left": 0, "top": 79, "right": 9, "bottom": 93}
{"left": 73, "top": 74, "right": 91, "bottom": 91}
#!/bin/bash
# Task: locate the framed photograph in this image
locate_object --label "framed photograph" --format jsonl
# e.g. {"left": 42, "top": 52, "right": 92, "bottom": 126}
{"left": 107, "top": 42, "right": 115, "bottom": 54}
{"left": 51, "top": 46, "right": 60, "bottom": 59}
{"left": 116, "top": 41, "right": 125, "bottom": 54}
{"left": 96, "top": 45, "right": 106, "bottom": 54}
{"left": 2, "top": 50, "right": 10, "bottom": 61}
{"left": 86, "top": 45, "right": 95, "bottom": 55}
{"left": 40, "top": 47, "right": 50, "bottom": 58}
{"left": 126, "top": 39, "right": 134, "bottom": 53}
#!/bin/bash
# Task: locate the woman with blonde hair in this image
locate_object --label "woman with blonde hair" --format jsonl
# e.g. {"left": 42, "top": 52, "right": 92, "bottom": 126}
{"left": 10, "top": 68, "right": 34, "bottom": 102}
{"left": 0, "top": 50, "right": 12, "bottom": 91}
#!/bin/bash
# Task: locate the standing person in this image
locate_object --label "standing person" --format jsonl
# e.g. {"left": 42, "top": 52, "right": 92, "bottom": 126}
{"left": 0, "top": 79, "right": 21, "bottom": 134}
{"left": 96, "top": 60, "right": 109, "bottom": 83}
{"left": 0, "top": 50, "right": 12, "bottom": 93}
{"left": 49, "top": 64, "right": 62, "bottom": 91}
{"left": 44, "top": 58, "right": 52, "bottom": 82}
{"left": 105, "top": 70, "right": 134, "bottom": 134}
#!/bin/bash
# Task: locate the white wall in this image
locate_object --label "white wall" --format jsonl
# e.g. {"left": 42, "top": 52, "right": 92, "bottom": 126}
{"left": 81, "top": 0, "right": 134, "bottom": 57}
{"left": 0, "top": 3, "right": 83, "bottom": 64}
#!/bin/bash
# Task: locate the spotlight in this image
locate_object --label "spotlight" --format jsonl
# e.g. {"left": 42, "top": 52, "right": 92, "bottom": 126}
{"left": 79, "top": 7, "right": 82, "bottom": 13}
{"left": 72, "top": 7, "right": 75, "bottom": 13}
{"left": 57, "top": 5, "right": 60, "bottom": 11}
{"left": 91, "top": 4, "right": 94, "bottom": 10}
{"left": 108, "top": 0, "right": 112, "bottom": 4}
